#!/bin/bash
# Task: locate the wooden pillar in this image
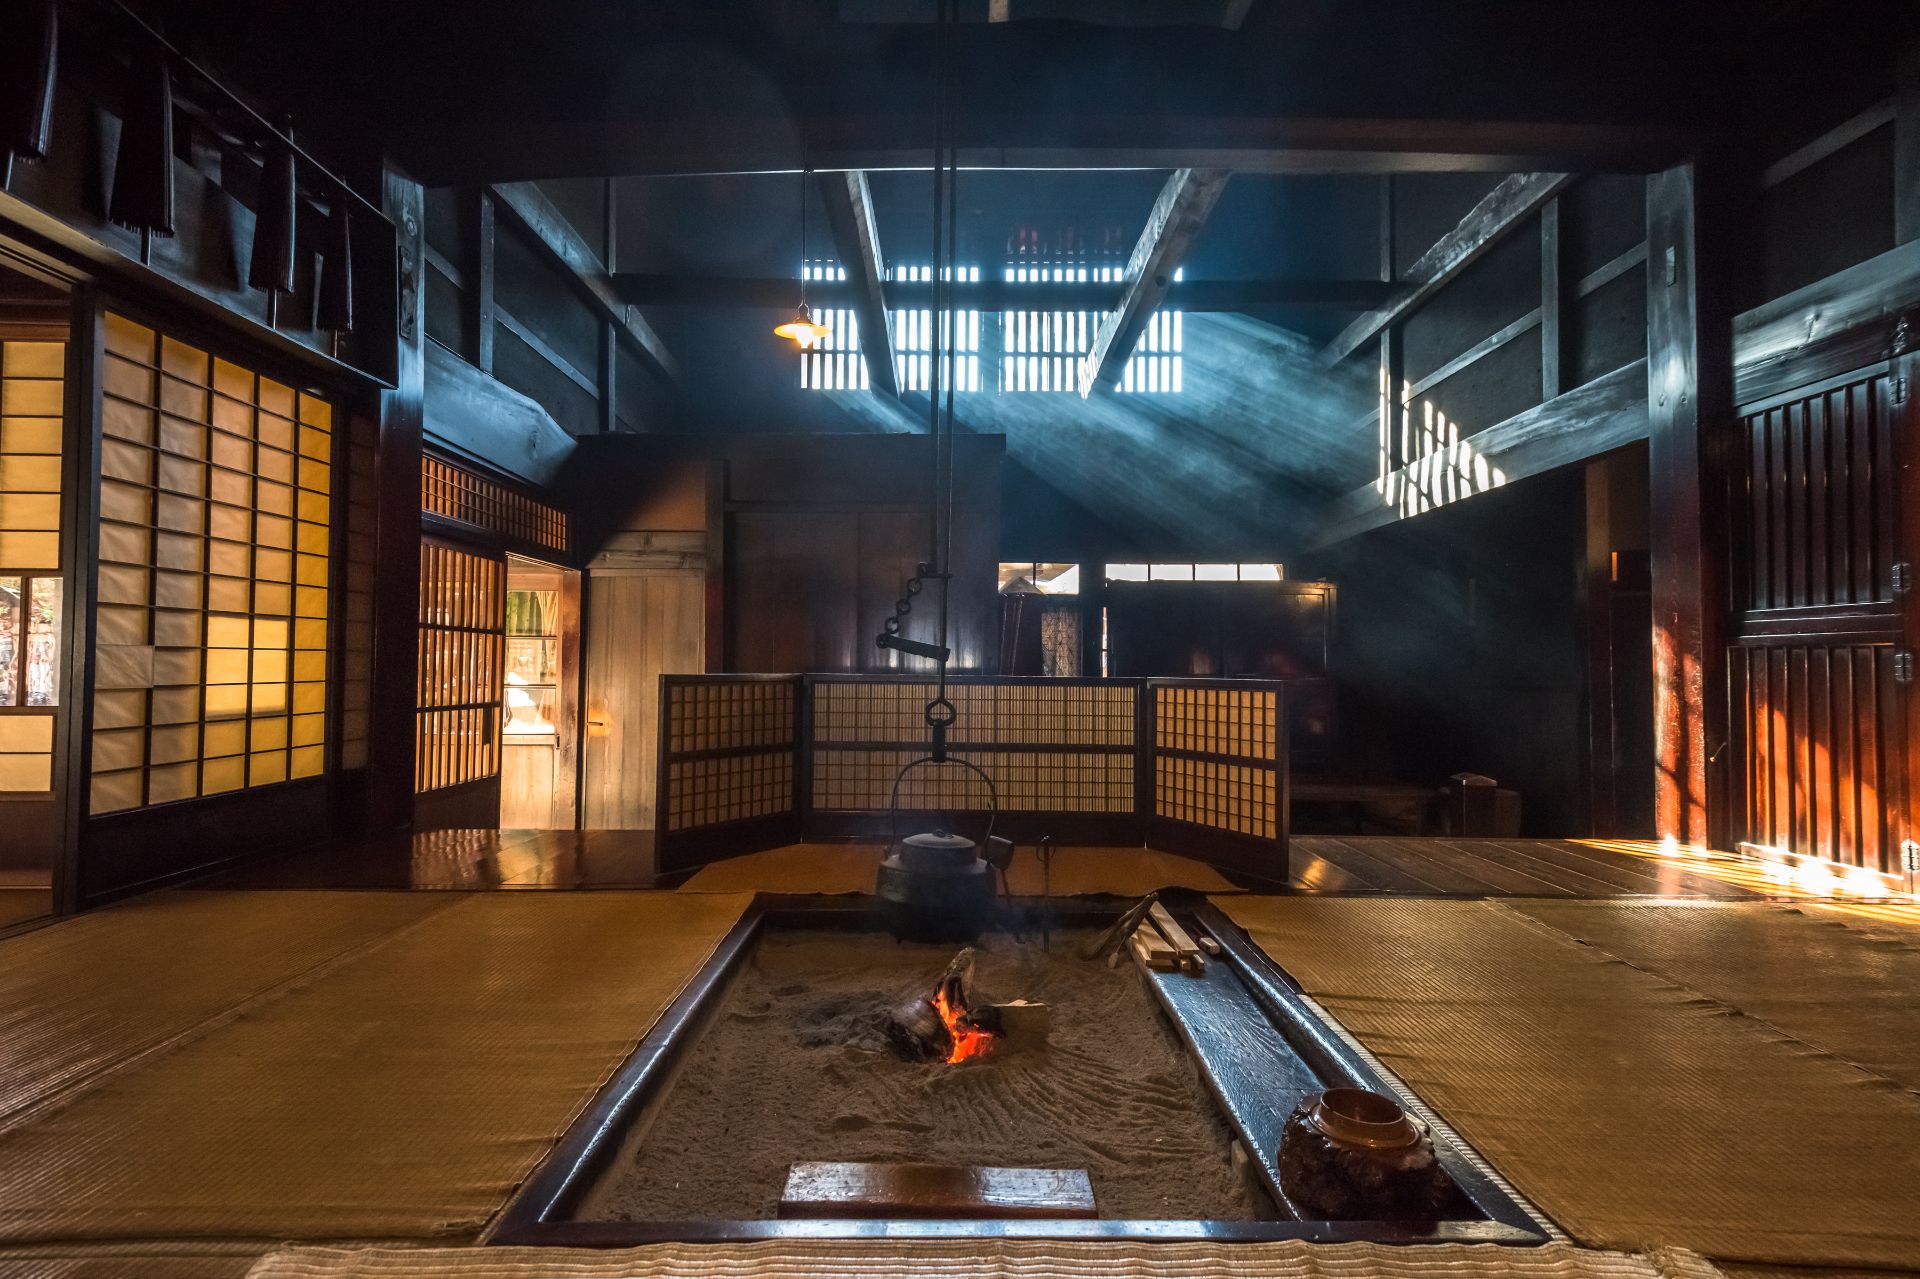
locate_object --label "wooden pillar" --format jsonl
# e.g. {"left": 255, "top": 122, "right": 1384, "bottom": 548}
{"left": 1540, "top": 197, "right": 1565, "bottom": 400}
{"left": 1896, "top": 39, "right": 1920, "bottom": 245}
{"left": 473, "top": 191, "right": 496, "bottom": 375}
{"left": 1646, "top": 163, "right": 1733, "bottom": 850}
{"left": 366, "top": 167, "right": 428, "bottom": 831}
{"left": 1377, "top": 178, "right": 1404, "bottom": 478}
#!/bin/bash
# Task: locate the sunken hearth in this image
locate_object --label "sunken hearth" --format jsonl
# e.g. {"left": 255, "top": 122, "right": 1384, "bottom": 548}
{"left": 586, "top": 928, "right": 1267, "bottom": 1222}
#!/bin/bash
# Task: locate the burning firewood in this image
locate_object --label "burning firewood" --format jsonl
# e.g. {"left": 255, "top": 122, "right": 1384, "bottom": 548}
{"left": 886, "top": 948, "right": 996, "bottom": 1063}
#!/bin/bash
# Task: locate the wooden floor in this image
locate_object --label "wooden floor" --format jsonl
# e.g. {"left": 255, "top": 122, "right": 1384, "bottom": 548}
{"left": 184, "top": 829, "right": 1908, "bottom": 906}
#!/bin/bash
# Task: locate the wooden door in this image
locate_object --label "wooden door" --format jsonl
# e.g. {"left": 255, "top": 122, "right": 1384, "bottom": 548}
{"left": 582, "top": 539, "right": 704, "bottom": 829}
{"left": 1726, "top": 362, "right": 1915, "bottom": 874}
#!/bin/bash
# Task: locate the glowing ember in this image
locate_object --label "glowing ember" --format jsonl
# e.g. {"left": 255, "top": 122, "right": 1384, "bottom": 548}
{"left": 931, "top": 982, "right": 995, "bottom": 1064}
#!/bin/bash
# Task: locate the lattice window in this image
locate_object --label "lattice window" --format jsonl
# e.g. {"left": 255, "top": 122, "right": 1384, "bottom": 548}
{"left": 414, "top": 541, "right": 503, "bottom": 793}
{"left": 91, "top": 314, "right": 333, "bottom": 814}
{"left": 1002, "top": 263, "right": 1182, "bottom": 394}
{"left": 421, "top": 456, "right": 569, "bottom": 556}
{"left": 1152, "top": 684, "right": 1279, "bottom": 839}
{"left": 797, "top": 262, "right": 866, "bottom": 392}
{"left": 0, "top": 338, "right": 64, "bottom": 793}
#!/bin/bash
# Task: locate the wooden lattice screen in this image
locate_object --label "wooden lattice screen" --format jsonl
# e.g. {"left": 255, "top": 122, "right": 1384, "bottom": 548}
{"left": 1147, "top": 678, "right": 1289, "bottom": 882}
{"left": 806, "top": 676, "right": 1141, "bottom": 843}
{"left": 655, "top": 675, "right": 802, "bottom": 871}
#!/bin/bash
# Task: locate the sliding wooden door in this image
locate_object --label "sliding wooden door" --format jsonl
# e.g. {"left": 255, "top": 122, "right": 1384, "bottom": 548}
{"left": 1726, "top": 360, "right": 1918, "bottom": 875}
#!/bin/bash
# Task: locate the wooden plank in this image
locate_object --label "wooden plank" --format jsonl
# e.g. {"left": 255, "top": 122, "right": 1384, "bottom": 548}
{"left": 1310, "top": 837, "right": 1457, "bottom": 894}
{"left": 488, "top": 181, "right": 680, "bottom": 386}
{"left": 1898, "top": 42, "right": 1920, "bottom": 244}
{"left": 778, "top": 1162, "right": 1096, "bottom": 1220}
{"left": 1312, "top": 360, "right": 1649, "bottom": 549}
{"left": 1764, "top": 99, "right": 1896, "bottom": 191}
{"left": 1540, "top": 198, "right": 1564, "bottom": 399}
{"left": 474, "top": 193, "right": 497, "bottom": 375}
{"left": 817, "top": 171, "right": 899, "bottom": 398}
{"left": 1080, "top": 168, "right": 1230, "bottom": 396}
{"left": 1321, "top": 172, "right": 1573, "bottom": 366}
{"left": 1733, "top": 238, "right": 1920, "bottom": 406}
{"left": 610, "top": 274, "right": 1396, "bottom": 311}
{"left": 1287, "top": 842, "right": 1376, "bottom": 893}
{"left": 421, "top": 342, "right": 577, "bottom": 488}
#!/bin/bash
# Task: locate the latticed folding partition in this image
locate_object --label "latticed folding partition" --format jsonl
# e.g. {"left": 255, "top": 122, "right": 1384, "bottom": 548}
{"left": 654, "top": 674, "right": 1287, "bottom": 881}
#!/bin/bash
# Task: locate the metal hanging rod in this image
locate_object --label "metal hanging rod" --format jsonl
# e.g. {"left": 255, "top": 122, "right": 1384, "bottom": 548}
{"left": 104, "top": 0, "right": 393, "bottom": 227}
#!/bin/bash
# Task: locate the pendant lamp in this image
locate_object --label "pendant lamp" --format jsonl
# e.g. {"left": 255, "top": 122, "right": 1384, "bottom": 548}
{"left": 1, "top": 0, "right": 58, "bottom": 165}
{"left": 108, "top": 32, "right": 175, "bottom": 236}
{"left": 775, "top": 166, "right": 830, "bottom": 347}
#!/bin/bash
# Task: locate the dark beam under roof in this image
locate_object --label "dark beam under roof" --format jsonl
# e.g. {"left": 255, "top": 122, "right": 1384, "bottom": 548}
{"left": 610, "top": 275, "right": 1396, "bottom": 311}
{"left": 1081, "top": 168, "right": 1230, "bottom": 396}
{"left": 818, "top": 171, "right": 899, "bottom": 397}
{"left": 1320, "top": 171, "right": 1573, "bottom": 365}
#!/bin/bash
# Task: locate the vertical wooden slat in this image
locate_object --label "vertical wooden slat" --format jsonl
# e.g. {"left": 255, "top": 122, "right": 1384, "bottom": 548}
{"left": 1809, "top": 645, "right": 1832, "bottom": 862}
{"left": 1859, "top": 646, "right": 1883, "bottom": 870}
{"left": 1873, "top": 378, "right": 1898, "bottom": 600}
{"left": 1835, "top": 646, "right": 1858, "bottom": 865}
{"left": 1788, "top": 403, "right": 1809, "bottom": 609}
{"left": 1772, "top": 406, "right": 1792, "bottom": 610}
{"left": 1789, "top": 645, "right": 1810, "bottom": 855}
{"left": 1807, "top": 392, "right": 1830, "bottom": 607}
{"left": 1852, "top": 382, "right": 1878, "bottom": 604}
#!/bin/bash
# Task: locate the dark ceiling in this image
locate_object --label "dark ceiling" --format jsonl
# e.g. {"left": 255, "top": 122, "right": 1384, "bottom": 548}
{"left": 150, "top": 0, "right": 1915, "bottom": 187}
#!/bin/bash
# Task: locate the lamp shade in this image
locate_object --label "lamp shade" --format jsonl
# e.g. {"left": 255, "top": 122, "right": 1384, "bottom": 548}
{"left": 0, "top": 0, "right": 58, "bottom": 163}
{"left": 108, "top": 36, "right": 175, "bottom": 236}
{"left": 317, "top": 192, "right": 354, "bottom": 332}
{"left": 248, "top": 139, "right": 298, "bottom": 294}
{"left": 774, "top": 301, "right": 830, "bottom": 347}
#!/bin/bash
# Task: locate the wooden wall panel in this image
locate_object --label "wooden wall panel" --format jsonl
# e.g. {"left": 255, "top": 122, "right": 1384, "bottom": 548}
{"left": 582, "top": 567, "right": 703, "bottom": 829}
{"left": 728, "top": 512, "right": 860, "bottom": 674}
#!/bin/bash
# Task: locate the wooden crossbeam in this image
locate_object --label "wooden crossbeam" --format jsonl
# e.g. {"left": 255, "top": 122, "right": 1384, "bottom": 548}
{"left": 487, "top": 182, "right": 680, "bottom": 387}
{"left": 1079, "top": 168, "right": 1230, "bottom": 397}
{"left": 1310, "top": 360, "right": 1649, "bottom": 549}
{"left": 1319, "top": 171, "right": 1573, "bottom": 366}
{"left": 817, "top": 170, "right": 899, "bottom": 397}
{"left": 611, "top": 274, "right": 1393, "bottom": 311}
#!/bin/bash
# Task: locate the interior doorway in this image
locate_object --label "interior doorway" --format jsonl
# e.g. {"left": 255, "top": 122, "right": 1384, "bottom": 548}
{"left": 500, "top": 554, "right": 580, "bottom": 830}
{"left": 0, "top": 263, "right": 74, "bottom": 930}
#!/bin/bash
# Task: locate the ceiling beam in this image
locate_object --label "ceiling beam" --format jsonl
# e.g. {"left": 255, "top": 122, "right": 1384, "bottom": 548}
{"left": 1319, "top": 171, "right": 1574, "bottom": 365}
{"left": 816, "top": 171, "right": 899, "bottom": 397}
{"left": 1079, "top": 167, "right": 1231, "bottom": 397}
{"left": 610, "top": 274, "right": 1395, "bottom": 311}
{"left": 487, "top": 181, "right": 681, "bottom": 387}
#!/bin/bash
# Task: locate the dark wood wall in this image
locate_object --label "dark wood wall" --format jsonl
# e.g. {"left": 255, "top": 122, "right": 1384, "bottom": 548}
{"left": 723, "top": 436, "right": 1002, "bottom": 674}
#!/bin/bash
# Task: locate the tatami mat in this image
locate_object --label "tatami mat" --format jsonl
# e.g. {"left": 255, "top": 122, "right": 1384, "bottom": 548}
{"left": 0, "top": 891, "right": 749, "bottom": 1244}
{"left": 0, "top": 890, "right": 458, "bottom": 1127}
{"left": 1505, "top": 900, "right": 1920, "bottom": 1093}
{"left": 676, "top": 842, "right": 1239, "bottom": 896}
{"left": 1215, "top": 896, "right": 1920, "bottom": 1269}
{"left": 247, "top": 1240, "right": 1727, "bottom": 1279}
{"left": 0, "top": 1240, "right": 264, "bottom": 1278}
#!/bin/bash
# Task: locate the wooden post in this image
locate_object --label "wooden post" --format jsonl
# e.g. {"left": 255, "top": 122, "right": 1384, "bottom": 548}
{"left": 474, "top": 190, "right": 496, "bottom": 375}
{"left": 1540, "top": 197, "right": 1565, "bottom": 399}
{"left": 1646, "top": 163, "right": 1732, "bottom": 850}
{"left": 368, "top": 167, "right": 428, "bottom": 830}
{"left": 1896, "top": 39, "right": 1920, "bottom": 245}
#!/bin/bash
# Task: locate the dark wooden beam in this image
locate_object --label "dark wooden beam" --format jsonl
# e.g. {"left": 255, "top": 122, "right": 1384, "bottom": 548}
{"left": 1320, "top": 172, "right": 1574, "bottom": 366}
{"left": 487, "top": 182, "right": 680, "bottom": 386}
{"left": 610, "top": 274, "right": 1395, "bottom": 311}
{"left": 423, "top": 341, "right": 579, "bottom": 486}
{"left": 394, "top": 118, "right": 1702, "bottom": 187}
{"left": 1540, "top": 198, "right": 1565, "bottom": 399}
{"left": 1311, "top": 359, "right": 1649, "bottom": 550}
{"left": 475, "top": 192, "right": 497, "bottom": 375}
{"left": 1898, "top": 41, "right": 1920, "bottom": 243}
{"left": 1733, "top": 237, "right": 1920, "bottom": 405}
{"left": 817, "top": 171, "right": 899, "bottom": 397}
{"left": 1646, "top": 162, "right": 1732, "bottom": 851}
{"left": 1764, "top": 99, "right": 1896, "bottom": 191}
{"left": 1082, "top": 168, "right": 1230, "bottom": 397}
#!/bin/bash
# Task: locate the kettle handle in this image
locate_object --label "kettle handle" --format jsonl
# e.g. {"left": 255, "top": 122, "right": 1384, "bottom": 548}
{"left": 885, "top": 753, "right": 999, "bottom": 857}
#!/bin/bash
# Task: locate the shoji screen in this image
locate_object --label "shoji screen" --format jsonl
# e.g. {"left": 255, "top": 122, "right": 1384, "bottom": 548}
{"left": 0, "top": 337, "right": 64, "bottom": 793}
{"left": 414, "top": 540, "right": 504, "bottom": 793}
{"left": 91, "top": 313, "right": 333, "bottom": 814}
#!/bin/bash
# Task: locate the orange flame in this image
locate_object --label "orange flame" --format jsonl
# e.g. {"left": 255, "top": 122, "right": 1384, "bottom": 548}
{"left": 931, "top": 984, "right": 995, "bottom": 1064}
